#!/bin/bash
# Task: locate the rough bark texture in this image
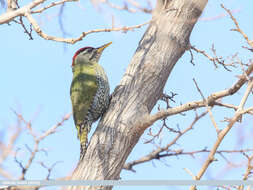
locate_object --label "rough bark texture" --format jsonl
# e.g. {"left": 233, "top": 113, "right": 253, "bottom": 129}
{"left": 67, "top": 0, "right": 208, "bottom": 189}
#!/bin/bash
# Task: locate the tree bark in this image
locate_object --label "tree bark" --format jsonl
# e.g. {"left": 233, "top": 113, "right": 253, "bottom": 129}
{"left": 67, "top": 0, "right": 208, "bottom": 189}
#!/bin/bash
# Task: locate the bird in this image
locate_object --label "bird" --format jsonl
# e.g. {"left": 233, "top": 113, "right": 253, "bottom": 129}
{"left": 70, "top": 42, "right": 111, "bottom": 160}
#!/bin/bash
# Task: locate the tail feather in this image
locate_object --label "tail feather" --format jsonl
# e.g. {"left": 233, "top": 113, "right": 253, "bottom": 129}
{"left": 76, "top": 123, "right": 91, "bottom": 160}
{"left": 80, "top": 143, "right": 87, "bottom": 160}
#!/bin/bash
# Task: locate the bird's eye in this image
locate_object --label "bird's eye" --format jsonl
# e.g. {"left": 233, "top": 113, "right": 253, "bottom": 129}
{"left": 87, "top": 48, "right": 93, "bottom": 53}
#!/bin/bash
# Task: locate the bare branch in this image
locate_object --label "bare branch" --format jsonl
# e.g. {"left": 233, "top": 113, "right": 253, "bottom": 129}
{"left": 190, "top": 45, "right": 235, "bottom": 71}
{"left": 124, "top": 146, "right": 253, "bottom": 173}
{"left": 31, "top": 0, "right": 77, "bottom": 14}
{"left": 25, "top": 12, "right": 150, "bottom": 44}
{"left": 238, "top": 154, "right": 253, "bottom": 190}
{"left": 14, "top": 149, "right": 26, "bottom": 179}
{"left": 214, "top": 102, "right": 253, "bottom": 115}
{"left": 0, "top": 167, "right": 14, "bottom": 179}
{"left": 242, "top": 46, "right": 253, "bottom": 53}
{"left": 139, "top": 62, "right": 253, "bottom": 131}
{"left": 38, "top": 161, "right": 63, "bottom": 179}
{"left": 13, "top": 16, "right": 33, "bottom": 40}
{"left": 184, "top": 168, "right": 196, "bottom": 179}
{"left": 0, "top": 0, "right": 47, "bottom": 24}
{"left": 0, "top": 0, "right": 151, "bottom": 45}
{"left": 12, "top": 111, "right": 71, "bottom": 179}
{"left": 193, "top": 78, "right": 220, "bottom": 133}
{"left": 38, "top": 112, "right": 71, "bottom": 141}
{"left": 0, "top": 125, "right": 22, "bottom": 165}
{"left": 124, "top": 111, "right": 207, "bottom": 171}
{"left": 159, "top": 91, "right": 177, "bottom": 108}
{"left": 221, "top": 4, "right": 253, "bottom": 49}
{"left": 190, "top": 79, "right": 253, "bottom": 190}
{"left": 144, "top": 122, "right": 165, "bottom": 144}
{"left": 7, "top": 0, "right": 17, "bottom": 11}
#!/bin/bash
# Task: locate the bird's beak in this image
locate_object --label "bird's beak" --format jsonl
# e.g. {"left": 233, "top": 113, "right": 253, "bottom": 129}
{"left": 96, "top": 42, "right": 112, "bottom": 54}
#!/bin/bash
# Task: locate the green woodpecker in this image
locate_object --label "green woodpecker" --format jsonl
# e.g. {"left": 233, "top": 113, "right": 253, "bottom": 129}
{"left": 70, "top": 42, "right": 111, "bottom": 160}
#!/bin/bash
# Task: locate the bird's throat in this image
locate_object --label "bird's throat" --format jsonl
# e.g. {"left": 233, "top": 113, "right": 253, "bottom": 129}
{"left": 73, "top": 62, "right": 96, "bottom": 77}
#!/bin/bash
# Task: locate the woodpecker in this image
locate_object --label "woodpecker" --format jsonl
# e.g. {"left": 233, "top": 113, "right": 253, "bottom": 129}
{"left": 70, "top": 42, "right": 111, "bottom": 160}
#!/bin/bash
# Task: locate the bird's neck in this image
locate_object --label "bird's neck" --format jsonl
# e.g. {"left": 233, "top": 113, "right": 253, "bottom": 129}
{"left": 73, "top": 61, "right": 97, "bottom": 77}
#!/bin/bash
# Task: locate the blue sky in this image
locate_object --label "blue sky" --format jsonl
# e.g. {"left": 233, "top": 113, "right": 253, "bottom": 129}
{"left": 1, "top": 0, "right": 253, "bottom": 189}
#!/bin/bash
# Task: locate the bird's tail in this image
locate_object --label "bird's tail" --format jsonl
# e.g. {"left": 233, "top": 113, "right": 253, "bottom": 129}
{"left": 76, "top": 123, "right": 91, "bottom": 161}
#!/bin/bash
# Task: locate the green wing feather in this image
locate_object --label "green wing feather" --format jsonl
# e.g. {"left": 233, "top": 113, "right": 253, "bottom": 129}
{"left": 70, "top": 66, "right": 97, "bottom": 141}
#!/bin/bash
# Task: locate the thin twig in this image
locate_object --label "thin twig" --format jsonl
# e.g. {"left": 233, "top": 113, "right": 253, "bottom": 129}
{"left": 184, "top": 168, "right": 196, "bottom": 179}
{"left": 124, "top": 111, "right": 207, "bottom": 171}
{"left": 221, "top": 4, "right": 253, "bottom": 49}
{"left": 12, "top": 111, "right": 71, "bottom": 179}
{"left": 139, "top": 62, "right": 253, "bottom": 131}
{"left": 193, "top": 78, "right": 220, "bottom": 133}
{"left": 190, "top": 45, "right": 234, "bottom": 71}
{"left": 238, "top": 154, "right": 253, "bottom": 190}
{"left": 190, "top": 79, "right": 253, "bottom": 190}
{"left": 25, "top": 12, "right": 150, "bottom": 44}
{"left": 38, "top": 161, "right": 63, "bottom": 179}
{"left": 31, "top": 0, "right": 77, "bottom": 13}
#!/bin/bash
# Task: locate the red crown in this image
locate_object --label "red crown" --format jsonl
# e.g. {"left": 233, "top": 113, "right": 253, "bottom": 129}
{"left": 72, "top": 47, "right": 92, "bottom": 67}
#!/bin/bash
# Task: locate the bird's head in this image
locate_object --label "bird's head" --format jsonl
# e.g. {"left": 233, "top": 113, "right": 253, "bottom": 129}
{"left": 72, "top": 42, "right": 112, "bottom": 68}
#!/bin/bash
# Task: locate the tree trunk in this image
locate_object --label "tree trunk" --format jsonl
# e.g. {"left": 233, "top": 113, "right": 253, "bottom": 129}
{"left": 67, "top": 0, "right": 208, "bottom": 189}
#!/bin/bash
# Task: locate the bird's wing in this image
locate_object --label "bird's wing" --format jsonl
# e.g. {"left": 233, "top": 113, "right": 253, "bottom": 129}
{"left": 70, "top": 72, "right": 98, "bottom": 126}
